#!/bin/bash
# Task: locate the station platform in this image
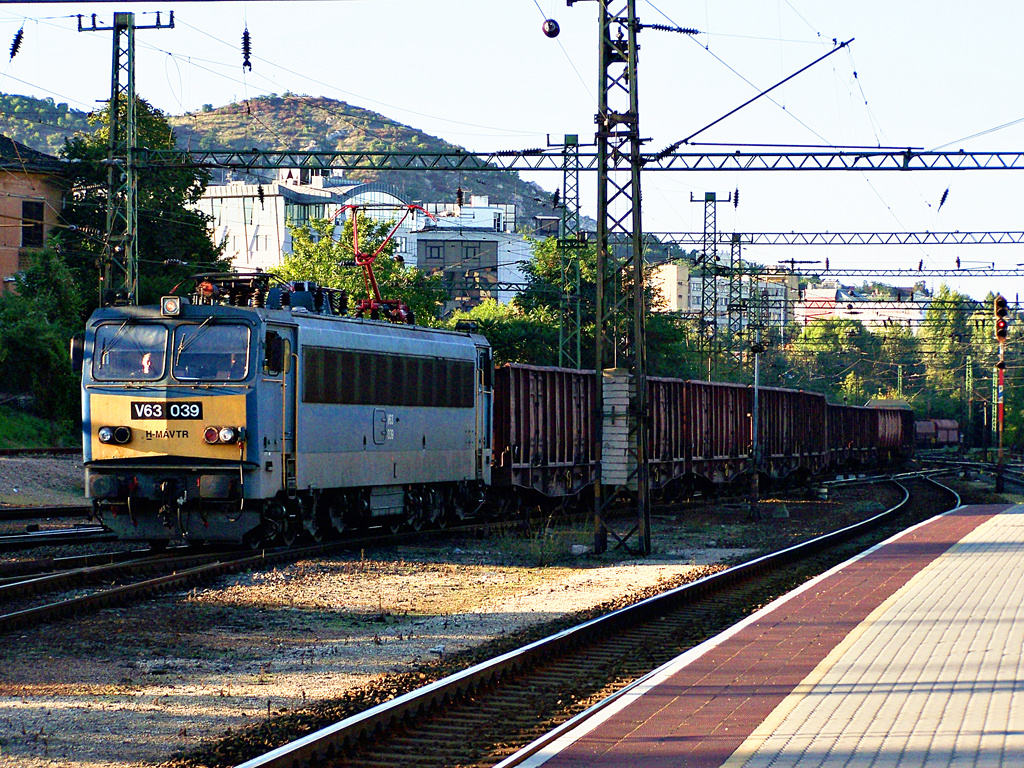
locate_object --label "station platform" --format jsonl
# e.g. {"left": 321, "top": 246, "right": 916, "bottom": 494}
{"left": 502, "top": 502, "right": 1024, "bottom": 767}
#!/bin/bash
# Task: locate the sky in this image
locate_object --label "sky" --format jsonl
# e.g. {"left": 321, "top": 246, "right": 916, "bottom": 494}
{"left": 1, "top": 0, "right": 1023, "bottom": 301}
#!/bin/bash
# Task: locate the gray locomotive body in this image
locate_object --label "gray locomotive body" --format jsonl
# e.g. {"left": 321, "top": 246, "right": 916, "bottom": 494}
{"left": 80, "top": 282, "right": 492, "bottom": 547}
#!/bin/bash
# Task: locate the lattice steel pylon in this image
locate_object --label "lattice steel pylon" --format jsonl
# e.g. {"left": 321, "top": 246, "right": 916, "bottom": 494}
{"left": 80, "top": 11, "right": 173, "bottom": 306}
{"left": 592, "top": 0, "right": 649, "bottom": 555}
{"left": 558, "top": 134, "right": 584, "bottom": 370}
{"left": 727, "top": 232, "right": 745, "bottom": 364}
{"left": 692, "top": 191, "right": 733, "bottom": 375}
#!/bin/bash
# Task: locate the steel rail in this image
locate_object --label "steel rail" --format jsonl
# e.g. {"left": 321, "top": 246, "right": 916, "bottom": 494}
{"left": 0, "top": 517, "right": 525, "bottom": 634}
{"left": 0, "top": 548, "right": 144, "bottom": 582}
{"left": 0, "top": 505, "right": 91, "bottom": 522}
{"left": 0, "top": 548, "right": 236, "bottom": 604}
{"left": 0, "top": 526, "right": 114, "bottom": 552}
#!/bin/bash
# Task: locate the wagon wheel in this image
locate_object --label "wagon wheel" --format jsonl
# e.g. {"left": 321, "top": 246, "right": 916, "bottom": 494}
{"left": 425, "top": 488, "right": 446, "bottom": 528}
{"left": 302, "top": 495, "right": 332, "bottom": 542}
{"left": 278, "top": 521, "right": 300, "bottom": 547}
{"left": 405, "top": 489, "right": 425, "bottom": 532}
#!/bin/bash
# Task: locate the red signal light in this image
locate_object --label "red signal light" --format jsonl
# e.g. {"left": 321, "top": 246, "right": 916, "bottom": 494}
{"left": 994, "top": 295, "right": 1010, "bottom": 342}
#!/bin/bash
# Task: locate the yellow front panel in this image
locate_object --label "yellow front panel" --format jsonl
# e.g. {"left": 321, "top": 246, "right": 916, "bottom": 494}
{"left": 89, "top": 393, "right": 247, "bottom": 460}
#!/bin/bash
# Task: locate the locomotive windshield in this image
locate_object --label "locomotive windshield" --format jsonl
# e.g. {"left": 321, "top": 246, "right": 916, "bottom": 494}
{"left": 172, "top": 323, "right": 250, "bottom": 381}
{"left": 92, "top": 322, "right": 167, "bottom": 381}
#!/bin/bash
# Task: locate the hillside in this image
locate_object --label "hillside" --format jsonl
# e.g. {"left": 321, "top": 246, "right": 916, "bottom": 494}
{"left": 0, "top": 91, "right": 563, "bottom": 230}
{"left": 0, "top": 93, "right": 92, "bottom": 155}
{"left": 168, "top": 94, "right": 561, "bottom": 228}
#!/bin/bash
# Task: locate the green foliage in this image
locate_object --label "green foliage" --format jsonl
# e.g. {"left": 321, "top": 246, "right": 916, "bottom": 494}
{"left": 443, "top": 300, "right": 559, "bottom": 366}
{"left": 0, "top": 405, "right": 78, "bottom": 449}
{"left": 0, "top": 92, "right": 91, "bottom": 155}
{"left": 919, "top": 284, "right": 972, "bottom": 402}
{"left": 276, "top": 214, "right": 445, "bottom": 324}
{"left": 0, "top": 248, "right": 84, "bottom": 429}
{"left": 786, "top": 319, "right": 881, "bottom": 403}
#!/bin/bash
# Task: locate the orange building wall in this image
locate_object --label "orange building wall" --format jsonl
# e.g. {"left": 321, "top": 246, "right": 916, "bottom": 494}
{"left": 0, "top": 171, "right": 63, "bottom": 294}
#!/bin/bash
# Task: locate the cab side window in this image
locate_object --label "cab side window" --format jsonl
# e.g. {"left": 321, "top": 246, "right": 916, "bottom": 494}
{"left": 264, "top": 332, "right": 290, "bottom": 374}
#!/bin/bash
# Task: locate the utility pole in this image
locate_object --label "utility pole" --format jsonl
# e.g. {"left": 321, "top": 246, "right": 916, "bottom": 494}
{"left": 591, "top": 0, "right": 649, "bottom": 555}
{"left": 80, "top": 11, "right": 173, "bottom": 306}
{"left": 748, "top": 289, "right": 768, "bottom": 517}
{"left": 965, "top": 355, "right": 973, "bottom": 451}
{"left": 556, "top": 134, "right": 585, "bottom": 369}
{"left": 994, "top": 295, "right": 1009, "bottom": 490}
{"left": 692, "top": 191, "right": 732, "bottom": 374}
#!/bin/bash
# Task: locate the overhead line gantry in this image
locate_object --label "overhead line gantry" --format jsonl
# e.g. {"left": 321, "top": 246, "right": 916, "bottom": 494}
{"left": 139, "top": 147, "right": 1024, "bottom": 173}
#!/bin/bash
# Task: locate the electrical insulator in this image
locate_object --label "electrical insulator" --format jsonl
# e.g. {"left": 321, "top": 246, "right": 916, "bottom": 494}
{"left": 456, "top": 186, "right": 463, "bottom": 206}
{"left": 733, "top": 187, "right": 739, "bottom": 208}
{"left": 9, "top": 28, "right": 23, "bottom": 60}
{"left": 242, "top": 28, "right": 252, "bottom": 71}
{"left": 257, "top": 183, "right": 265, "bottom": 209}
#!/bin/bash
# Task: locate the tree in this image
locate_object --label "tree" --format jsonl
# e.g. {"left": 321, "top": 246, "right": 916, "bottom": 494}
{"left": 918, "top": 284, "right": 973, "bottom": 418}
{"left": 276, "top": 213, "right": 445, "bottom": 325}
{"left": 0, "top": 248, "right": 84, "bottom": 431}
{"left": 443, "top": 299, "right": 560, "bottom": 366}
{"left": 786, "top": 318, "right": 876, "bottom": 402}
{"left": 59, "top": 97, "right": 226, "bottom": 309}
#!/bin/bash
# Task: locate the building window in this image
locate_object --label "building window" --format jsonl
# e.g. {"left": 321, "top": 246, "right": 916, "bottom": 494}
{"left": 425, "top": 244, "right": 445, "bottom": 264}
{"left": 462, "top": 243, "right": 482, "bottom": 266}
{"left": 21, "top": 200, "right": 44, "bottom": 248}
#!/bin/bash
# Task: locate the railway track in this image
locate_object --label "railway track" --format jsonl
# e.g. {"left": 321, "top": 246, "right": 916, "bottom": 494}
{"left": 0, "top": 525, "right": 115, "bottom": 552}
{"left": 224, "top": 473, "right": 959, "bottom": 768}
{"left": 0, "top": 504, "right": 92, "bottom": 522}
{"left": 0, "top": 446, "right": 79, "bottom": 457}
{"left": 0, "top": 513, "right": 528, "bottom": 635}
{"left": 0, "top": 547, "right": 148, "bottom": 582}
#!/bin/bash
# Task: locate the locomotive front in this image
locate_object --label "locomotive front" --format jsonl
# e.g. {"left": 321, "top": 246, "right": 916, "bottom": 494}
{"left": 80, "top": 299, "right": 261, "bottom": 546}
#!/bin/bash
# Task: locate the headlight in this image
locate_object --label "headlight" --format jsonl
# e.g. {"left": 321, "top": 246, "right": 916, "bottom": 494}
{"left": 98, "top": 426, "right": 132, "bottom": 445}
{"left": 203, "top": 426, "right": 243, "bottom": 445}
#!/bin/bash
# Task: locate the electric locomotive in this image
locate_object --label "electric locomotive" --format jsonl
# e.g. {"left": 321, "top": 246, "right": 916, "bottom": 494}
{"left": 76, "top": 273, "right": 493, "bottom": 547}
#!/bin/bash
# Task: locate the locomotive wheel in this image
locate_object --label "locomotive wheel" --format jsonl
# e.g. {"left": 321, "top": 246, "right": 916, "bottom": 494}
{"left": 306, "top": 515, "right": 331, "bottom": 543}
{"left": 278, "top": 522, "right": 299, "bottom": 547}
{"left": 425, "top": 488, "right": 446, "bottom": 528}
{"left": 496, "top": 494, "right": 521, "bottom": 522}
{"left": 405, "top": 489, "right": 425, "bottom": 531}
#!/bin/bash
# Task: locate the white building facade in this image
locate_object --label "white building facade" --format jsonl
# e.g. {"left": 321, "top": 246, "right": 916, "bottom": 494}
{"left": 196, "top": 170, "right": 417, "bottom": 272}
